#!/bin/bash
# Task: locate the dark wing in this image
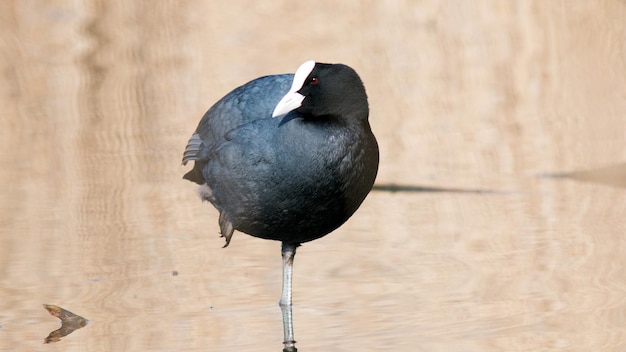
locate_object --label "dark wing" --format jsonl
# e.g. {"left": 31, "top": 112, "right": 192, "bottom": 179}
{"left": 182, "top": 74, "right": 293, "bottom": 184}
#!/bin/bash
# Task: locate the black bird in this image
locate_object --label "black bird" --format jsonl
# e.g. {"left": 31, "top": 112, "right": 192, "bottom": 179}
{"left": 182, "top": 61, "right": 379, "bottom": 351}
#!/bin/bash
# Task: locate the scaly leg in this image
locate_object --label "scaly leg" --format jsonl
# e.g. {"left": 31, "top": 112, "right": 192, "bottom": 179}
{"left": 279, "top": 242, "right": 298, "bottom": 352}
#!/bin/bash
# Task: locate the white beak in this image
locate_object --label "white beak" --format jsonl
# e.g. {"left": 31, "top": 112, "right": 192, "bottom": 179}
{"left": 272, "top": 60, "right": 316, "bottom": 118}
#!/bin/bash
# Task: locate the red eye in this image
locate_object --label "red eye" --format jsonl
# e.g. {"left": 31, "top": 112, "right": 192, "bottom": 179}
{"left": 310, "top": 77, "right": 319, "bottom": 85}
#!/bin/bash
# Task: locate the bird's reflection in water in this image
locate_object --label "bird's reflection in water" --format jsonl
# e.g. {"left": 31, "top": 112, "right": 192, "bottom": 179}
{"left": 43, "top": 304, "right": 89, "bottom": 344}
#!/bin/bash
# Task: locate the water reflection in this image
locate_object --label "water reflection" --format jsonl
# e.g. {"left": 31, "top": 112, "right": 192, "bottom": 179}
{"left": 540, "top": 163, "right": 626, "bottom": 188}
{"left": 43, "top": 304, "right": 89, "bottom": 344}
{"left": 372, "top": 183, "right": 501, "bottom": 194}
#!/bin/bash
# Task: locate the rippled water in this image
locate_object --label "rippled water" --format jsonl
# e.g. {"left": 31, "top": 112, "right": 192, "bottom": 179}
{"left": 1, "top": 1, "right": 626, "bottom": 351}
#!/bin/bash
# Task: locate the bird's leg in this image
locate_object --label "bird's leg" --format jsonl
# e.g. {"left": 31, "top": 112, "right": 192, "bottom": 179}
{"left": 279, "top": 242, "right": 298, "bottom": 352}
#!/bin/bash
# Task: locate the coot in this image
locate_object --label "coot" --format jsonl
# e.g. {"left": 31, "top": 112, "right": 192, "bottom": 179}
{"left": 182, "top": 61, "right": 378, "bottom": 351}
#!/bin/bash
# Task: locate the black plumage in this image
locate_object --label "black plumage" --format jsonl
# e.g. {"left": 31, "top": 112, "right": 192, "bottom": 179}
{"left": 183, "top": 62, "right": 378, "bottom": 247}
{"left": 182, "top": 61, "right": 378, "bottom": 351}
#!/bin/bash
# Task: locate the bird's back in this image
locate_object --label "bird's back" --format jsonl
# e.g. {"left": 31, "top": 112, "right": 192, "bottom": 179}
{"left": 182, "top": 74, "right": 293, "bottom": 183}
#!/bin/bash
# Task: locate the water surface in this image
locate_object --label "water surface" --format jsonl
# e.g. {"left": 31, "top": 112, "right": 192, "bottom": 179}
{"left": 1, "top": 1, "right": 625, "bottom": 351}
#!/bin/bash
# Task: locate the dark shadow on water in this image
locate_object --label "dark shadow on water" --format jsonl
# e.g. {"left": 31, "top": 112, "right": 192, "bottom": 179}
{"left": 372, "top": 183, "right": 502, "bottom": 194}
{"left": 538, "top": 162, "right": 626, "bottom": 189}
{"left": 43, "top": 304, "right": 89, "bottom": 344}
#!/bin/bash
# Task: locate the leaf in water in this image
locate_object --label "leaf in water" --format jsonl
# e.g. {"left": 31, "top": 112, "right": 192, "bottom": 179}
{"left": 43, "top": 304, "right": 89, "bottom": 344}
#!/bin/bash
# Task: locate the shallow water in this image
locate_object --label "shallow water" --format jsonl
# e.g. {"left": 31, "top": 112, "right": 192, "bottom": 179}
{"left": 1, "top": 1, "right": 626, "bottom": 351}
